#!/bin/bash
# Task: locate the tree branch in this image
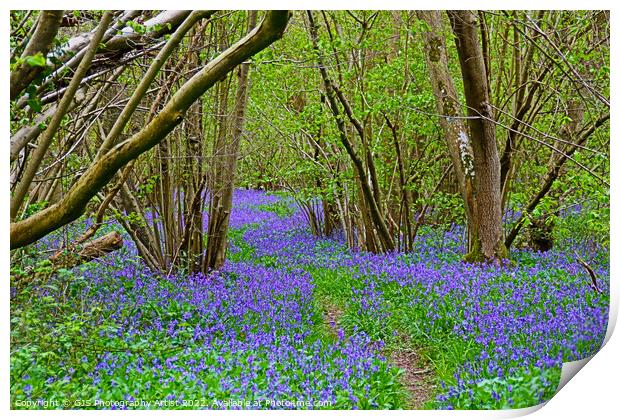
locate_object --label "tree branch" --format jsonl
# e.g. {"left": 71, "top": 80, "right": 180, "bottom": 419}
{"left": 10, "top": 10, "right": 64, "bottom": 100}
{"left": 11, "top": 10, "right": 290, "bottom": 249}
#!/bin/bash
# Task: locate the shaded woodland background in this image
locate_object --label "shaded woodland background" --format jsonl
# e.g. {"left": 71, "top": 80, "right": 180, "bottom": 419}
{"left": 10, "top": 10, "right": 609, "bottom": 270}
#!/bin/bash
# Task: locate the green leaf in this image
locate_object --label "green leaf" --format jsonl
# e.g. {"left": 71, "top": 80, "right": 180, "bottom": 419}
{"left": 25, "top": 53, "right": 47, "bottom": 68}
{"left": 27, "top": 98, "right": 42, "bottom": 113}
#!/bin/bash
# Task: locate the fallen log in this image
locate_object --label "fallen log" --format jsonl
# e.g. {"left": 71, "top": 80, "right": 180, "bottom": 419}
{"left": 49, "top": 230, "right": 123, "bottom": 269}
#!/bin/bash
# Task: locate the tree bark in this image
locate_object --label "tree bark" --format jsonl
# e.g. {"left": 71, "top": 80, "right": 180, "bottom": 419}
{"left": 205, "top": 11, "right": 258, "bottom": 271}
{"left": 505, "top": 112, "right": 609, "bottom": 249}
{"left": 10, "top": 89, "right": 88, "bottom": 163}
{"left": 13, "top": 11, "right": 196, "bottom": 111}
{"left": 417, "top": 10, "right": 476, "bottom": 250}
{"left": 307, "top": 10, "right": 395, "bottom": 253}
{"left": 10, "top": 10, "right": 64, "bottom": 100}
{"left": 448, "top": 10, "right": 508, "bottom": 262}
{"left": 95, "top": 11, "right": 215, "bottom": 159}
{"left": 49, "top": 231, "right": 123, "bottom": 269}
{"left": 10, "top": 12, "right": 114, "bottom": 220}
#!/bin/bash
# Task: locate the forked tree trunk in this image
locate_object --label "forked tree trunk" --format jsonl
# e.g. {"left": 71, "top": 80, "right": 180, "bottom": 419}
{"left": 205, "top": 11, "right": 258, "bottom": 270}
{"left": 307, "top": 10, "right": 395, "bottom": 253}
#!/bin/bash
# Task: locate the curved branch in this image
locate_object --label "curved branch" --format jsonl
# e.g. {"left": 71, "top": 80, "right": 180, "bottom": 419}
{"left": 10, "top": 10, "right": 64, "bottom": 100}
{"left": 95, "top": 10, "right": 215, "bottom": 159}
{"left": 11, "top": 10, "right": 290, "bottom": 250}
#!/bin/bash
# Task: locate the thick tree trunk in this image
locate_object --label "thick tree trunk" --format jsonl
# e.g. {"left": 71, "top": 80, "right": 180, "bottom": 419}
{"left": 448, "top": 10, "right": 508, "bottom": 262}
{"left": 417, "top": 10, "right": 476, "bottom": 250}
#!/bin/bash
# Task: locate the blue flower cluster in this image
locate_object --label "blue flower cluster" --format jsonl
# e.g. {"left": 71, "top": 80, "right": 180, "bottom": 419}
{"left": 12, "top": 190, "right": 608, "bottom": 410}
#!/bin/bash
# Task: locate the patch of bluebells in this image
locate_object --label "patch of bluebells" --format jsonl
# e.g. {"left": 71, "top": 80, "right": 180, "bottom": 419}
{"left": 343, "top": 278, "right": 392, "bottom": 341}
{"left": 230, "top": 191, "right": 609, "bottom": 409}
{"left": 11, "top": 193, "right": 404, "bottom": 409}
{"left": 11, "top": 190, "right": 609, "bottom": 410}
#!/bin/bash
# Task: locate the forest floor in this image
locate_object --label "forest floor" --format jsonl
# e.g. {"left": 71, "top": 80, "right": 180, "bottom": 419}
{"left": 319, "top": 299, "right": 435, "bottom": 408}
{"left": 390, "top": 348, "right": 434, "bottom": 409}
{"left": 10, "top": 190, "right": 610, "bottom": 410}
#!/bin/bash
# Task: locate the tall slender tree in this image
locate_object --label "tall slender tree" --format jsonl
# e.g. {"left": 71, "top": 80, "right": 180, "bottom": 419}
{"left": 447, "top": 10, "right": 508, "bottom": 261}
{"left": 205, "top": 11, "right": 258, "bottom": 270}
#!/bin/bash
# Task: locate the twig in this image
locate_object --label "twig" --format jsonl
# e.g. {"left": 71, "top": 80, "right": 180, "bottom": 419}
{"left": 574, "top": 252, "right": 601, "bottom": 292}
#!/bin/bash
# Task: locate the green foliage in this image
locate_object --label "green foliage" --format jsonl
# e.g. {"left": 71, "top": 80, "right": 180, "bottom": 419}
{"left": 126, "top": 20, "right": 146, "bottom": 34}
{"left": 11, "top": 264, "right": 102, "bottom": 406}
{"left": 439, "top": 367, "right": 561, "bottom": 409}
{"left": 25, "top": 53, "right": 48, "bottom": 68}
{"left": 21, "top": 200, "right": 48, "bottom": 220}
{"left": 255, "top": 199, "right": 296, "bottom": 218}
{"left": 137, "top": 175, "right": 160, "bottom": 197}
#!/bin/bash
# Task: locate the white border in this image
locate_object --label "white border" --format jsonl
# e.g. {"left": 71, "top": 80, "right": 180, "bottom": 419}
{"left": 2, "top": 2, "right": 618, "bottom": 419}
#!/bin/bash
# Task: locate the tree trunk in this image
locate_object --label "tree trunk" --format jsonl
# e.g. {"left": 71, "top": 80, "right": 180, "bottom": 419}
{"left": 205, "top": 11, "right": 257, "bottom": 271}
{"left": 307, "top": 10, "right": 395, "bottom": 253}
{"left": 417, "top": 10, "right": 476, "bottom": 250}
{"left": 505, "top": 112, "right": 609, "bottom": 249}
{"left": 10, "top": 12, "right": 113, "bottom": 221}
{"left": 10, "top": 10, "right": 64, "bottom": 100}
{"left": 448, "top": 10, "right": 508, "bottom": 262}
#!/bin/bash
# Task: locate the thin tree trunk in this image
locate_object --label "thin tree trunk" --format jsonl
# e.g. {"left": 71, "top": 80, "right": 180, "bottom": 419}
{"left": 307, "top": 10, "right": 394, "bottom": 253}
{"left": 505, "top": 112, "right": 609, "bottom": 249}
{"left": 205, "top": 11, "right": 258, "bottom": 271}
{"left": 10, "top": 12, "right": 113, "bottom": 221}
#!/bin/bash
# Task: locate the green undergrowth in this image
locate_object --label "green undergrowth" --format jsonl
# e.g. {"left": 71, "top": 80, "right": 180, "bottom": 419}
{"left": 255, "top": 200, "right": 296, "bottom": 218}
{"left": 227, "top": 225, "right": 257, "bottom": 262}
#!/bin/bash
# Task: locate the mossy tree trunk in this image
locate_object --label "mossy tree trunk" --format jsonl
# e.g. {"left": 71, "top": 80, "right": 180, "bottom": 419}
{"left": 417, "top": 10, "right": 476, "bottom": 253}
{"left": 448, "top": 10, "right": 508, "bottom": 262}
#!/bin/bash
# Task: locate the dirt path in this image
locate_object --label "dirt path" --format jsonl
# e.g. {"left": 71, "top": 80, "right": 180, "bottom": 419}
{"left": 323, "top": 301, "right": 344, "bottom": 338}
{"left": 321, "top": 301, "right": 436, "bottom": 409}
{"left": 389, "top": 347, "right": 436, "bottom": 409}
